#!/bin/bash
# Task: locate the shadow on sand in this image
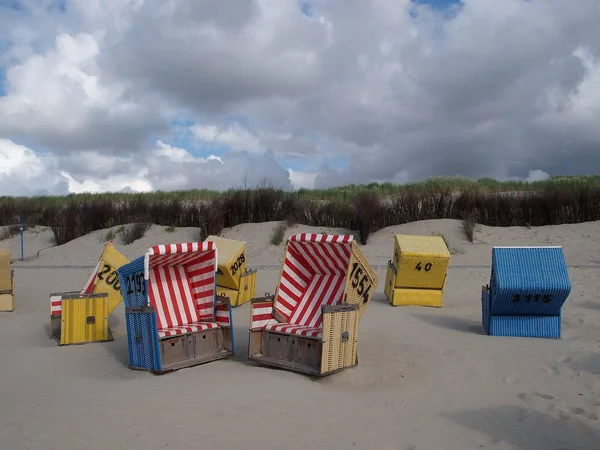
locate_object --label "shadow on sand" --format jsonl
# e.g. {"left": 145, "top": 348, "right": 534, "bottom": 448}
{"left": 444, "top": 405, "right": 600, "bottom": 450}
{"left": 411, "top": 312, "right": 486, "bottom": 335}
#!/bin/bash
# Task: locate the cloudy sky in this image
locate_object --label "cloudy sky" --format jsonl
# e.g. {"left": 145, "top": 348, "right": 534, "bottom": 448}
{"left": 1, "top": 0, "right": 599, "bottom": 195}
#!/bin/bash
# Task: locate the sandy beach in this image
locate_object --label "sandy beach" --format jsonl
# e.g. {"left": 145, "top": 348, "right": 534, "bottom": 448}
{"left": 0, "top": 219, "right": 599, "bottom": 450}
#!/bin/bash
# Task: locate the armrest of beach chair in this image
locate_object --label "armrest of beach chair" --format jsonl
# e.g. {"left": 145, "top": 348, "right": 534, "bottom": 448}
{"left": 215, "top": 296, "right": 232, "bottom": 327}
{"left": 249, "top": 294, "right": 278, "bottom": 331}
{"left": 320, "top": 303, "right": 360, "bottom": 372}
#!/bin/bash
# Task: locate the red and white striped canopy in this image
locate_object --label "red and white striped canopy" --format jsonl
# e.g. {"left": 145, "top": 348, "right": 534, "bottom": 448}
{"left": 143, "top": 242, "right": 218, "bottom": 329}
{"left": 274, "top": 233, "right": 353, "bottom": 327}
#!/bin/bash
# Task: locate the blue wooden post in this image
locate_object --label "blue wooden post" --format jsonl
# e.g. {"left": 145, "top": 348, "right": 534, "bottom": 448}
{"left": 18, "top": 218, "right": 24, "bottom": 261}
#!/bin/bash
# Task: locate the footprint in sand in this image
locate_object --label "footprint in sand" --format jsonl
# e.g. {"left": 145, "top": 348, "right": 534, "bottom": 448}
{"left": 556, "top": 356, "right": 572, "bottom": 364}
{"left": 570, "top": 407, "right": 598, "bottom": 421}
{"left": 542, "top": 365, "right": 561, "bottom": 375}
{"left": 503, "top": 375, "right": 522, "bottom": 384}
{"left": 518, "top": 392, "right": 555, "bottom": 403}
{"left": 519, "top": 392, "right": 598, "bottom": 422}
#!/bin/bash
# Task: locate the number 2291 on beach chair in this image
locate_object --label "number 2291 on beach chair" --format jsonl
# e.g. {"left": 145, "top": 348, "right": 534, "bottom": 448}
{"left": 117, "top": 242, "right": 233, "bottom": 374}
{"left": 249, "top": 233, "right": 378, "bottom": 376}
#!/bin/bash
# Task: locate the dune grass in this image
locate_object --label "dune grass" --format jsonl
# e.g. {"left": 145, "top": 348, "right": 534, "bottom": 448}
{"left": 0, "top": 175, "right": 599, "bottom": 245}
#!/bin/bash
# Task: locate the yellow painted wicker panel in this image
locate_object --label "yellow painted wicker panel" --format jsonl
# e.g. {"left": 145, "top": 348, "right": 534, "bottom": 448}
{"left": 216, "top": 269, "right": 257, "bottom": 307}
{"left": 238, "top": 269, "right": 257, "bottom": 307}
{"left": 205, "top": 235, "right": 247, "bottom": 291}
{"left": 0, "top": 292, "right": 14, "bottom": 312}
{"left": 86, "top": 243, "right": 129, "bottom": 315}
{"left": 392, "top": 234, "right": 450, "bottom": 289}
{"left": 60, "top": 294, "right": 109, "bottom": 345}
{"left": 216, "top": 285, "right": 240, "bottom": 308}
{"left": 321, "top": 308, "right": 359, "bottom": 374}
{"left": 386, "top": 286, "right": 444, "bottom": 307}
{"left": 0, "top": 249, "right": 11, "bottom": 293}
{"left": 344, "top": 241, "right": 379, "bottom": 320}
{"left": 384, "top": 263, "right": 396, "bottom": 305}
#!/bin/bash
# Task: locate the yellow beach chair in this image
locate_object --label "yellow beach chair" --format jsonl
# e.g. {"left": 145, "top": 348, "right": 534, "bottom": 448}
{"left": 384, "top": 234, "right": 450, "bottom": 307}
{"left": 0, "top": 247, "right": 15, "bottom": 312}
{"left": 49, "top": 241, "right": 129, "bottom": 345}
{"left": 204, "top": 235, "right": 257, "bottom": 307}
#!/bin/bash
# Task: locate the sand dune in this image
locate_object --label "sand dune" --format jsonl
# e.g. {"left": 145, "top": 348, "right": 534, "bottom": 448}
{"left": 1, "top": 219, "right": 599, "bottom": 449}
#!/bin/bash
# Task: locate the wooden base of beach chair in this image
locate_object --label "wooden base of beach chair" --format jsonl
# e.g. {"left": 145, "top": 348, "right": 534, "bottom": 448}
{"left": 136, "top": 327, "right": 233, "bottom": 375}
{"left": 249, "top": 303, "right": 360, "bottom": 377}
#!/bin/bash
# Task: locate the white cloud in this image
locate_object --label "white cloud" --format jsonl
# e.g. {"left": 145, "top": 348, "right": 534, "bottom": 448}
{"left": 288, "top": 169, "right": 318, "bottom": 189}
{"left": 0, "top": 138, "right": 66, "bottom": 195}
{"left": 1, "top": 0, "right": 600, "bottom": 195}
{"left": 191, "top": 124, "right": 264, "bottom": 154}
{"left": 525, "top": 170, "right": 551, "bottom": 183}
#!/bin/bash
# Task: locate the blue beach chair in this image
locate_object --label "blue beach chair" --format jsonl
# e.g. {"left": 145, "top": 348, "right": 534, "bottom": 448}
{"left": 481, "top": 246, "right": 571, "bottom": 338}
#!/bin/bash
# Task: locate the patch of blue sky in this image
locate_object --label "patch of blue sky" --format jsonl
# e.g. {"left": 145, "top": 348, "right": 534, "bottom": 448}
{"left": 411, "top": 0, "right": 462, "bottom": 10}
{"left": 0, "top": 68, "right": 6, "bottom": 96}
{"left": 410, "top": 0, "right": 464, "bottom": 20}
{"left": 0, "top": 0, "right": 25, "bottom": 12}
{"left": 0, "top": 0, "right": 66, "bottom": 12}
{"left": 298, "top": 0, "right": 314, "bottom": 17}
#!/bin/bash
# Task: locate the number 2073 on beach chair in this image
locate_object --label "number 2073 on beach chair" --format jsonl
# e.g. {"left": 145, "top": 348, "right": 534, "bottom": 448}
{"left": 118, "top": 242, "right": 233, "bottom": 374}
{"left": 481, "top": 246, "right": 572, "bottom": 339}
{"left": 249, "top": 233, "right": 378, "bottom": 376}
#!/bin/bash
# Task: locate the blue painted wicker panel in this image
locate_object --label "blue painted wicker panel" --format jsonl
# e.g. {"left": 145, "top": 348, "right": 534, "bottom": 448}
{"left": 488, "top": 314, "right": 561, "bottom": 339}
{"left": 125, "top": 311, "right": 162, "bottom": 371}
{"left": 490, "top": 247, "right": 571, "bottom": 316}
{"left": 118, "top": 256, "right": 147, "bottom": 308}
{"left": 481, "top": 287, "right": 490, "bottom": 334}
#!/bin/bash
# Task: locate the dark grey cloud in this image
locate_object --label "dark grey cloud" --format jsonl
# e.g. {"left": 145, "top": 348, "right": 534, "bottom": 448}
{"left": 1, "top": 0, "right": 600, "bottom": 195}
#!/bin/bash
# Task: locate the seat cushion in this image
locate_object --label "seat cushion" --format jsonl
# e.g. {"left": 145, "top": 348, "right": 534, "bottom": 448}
{"left": 158, "top": 321, "right": 219, "bottom": 339}
{"left": 264, "top": 323, "right": 322, "bottom": 340}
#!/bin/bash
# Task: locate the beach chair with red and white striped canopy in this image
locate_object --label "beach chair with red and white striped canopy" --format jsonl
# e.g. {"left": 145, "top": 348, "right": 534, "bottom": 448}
{"left": 118, "top": 242, "right": 233, "bottom": 374}
{"left": 249, "top": 233, "right": 378, "bottom": 376}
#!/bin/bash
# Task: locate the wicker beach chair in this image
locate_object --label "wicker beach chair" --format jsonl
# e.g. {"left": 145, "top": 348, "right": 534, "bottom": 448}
{"left": 0, "top": 247, "right": 15, "bottom": 312}
{"left": 118, "top": 242, "right": 233, "bottom": 374}
{"left": 204, "top": 235, "right": 257, "bottom": 308}
{"left": 384, "top": 234, "right": 451, "bottom": 307}
{"left": 49, "top": 241, "right": 129, "bottom": 345}
{"left": 249, "top": 233, "right": 378, "bottom": 376}
{"left": 481, "top": 246, "right": 572, "bottom": 338}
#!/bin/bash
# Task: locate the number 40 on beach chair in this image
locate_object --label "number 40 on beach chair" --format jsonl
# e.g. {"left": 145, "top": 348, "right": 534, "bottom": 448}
{"left": 249, "top": 233, "right": 378, "bottom": 376}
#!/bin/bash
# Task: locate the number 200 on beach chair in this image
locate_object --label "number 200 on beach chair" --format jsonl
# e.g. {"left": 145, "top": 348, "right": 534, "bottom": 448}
{"left": 481, "top": 246, "right": 572, "bottom": 339}
{"left": 117, "top": 242, "right": 233, "bottom": 374}
{"left": 48, "top": 242, "right": 129, "bottom": 345}
{"left": 249, "top": 233, "right": 378, "bottom": 376}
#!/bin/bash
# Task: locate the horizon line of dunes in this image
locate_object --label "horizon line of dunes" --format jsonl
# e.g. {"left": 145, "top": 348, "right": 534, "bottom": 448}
{"left": 1, "top": 175, "right": 600, "bottom": 246}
